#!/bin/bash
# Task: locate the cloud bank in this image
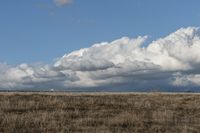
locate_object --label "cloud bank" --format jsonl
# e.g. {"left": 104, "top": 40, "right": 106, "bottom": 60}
{"left": 1, "top": 27, "right": 200, "bottom": 91}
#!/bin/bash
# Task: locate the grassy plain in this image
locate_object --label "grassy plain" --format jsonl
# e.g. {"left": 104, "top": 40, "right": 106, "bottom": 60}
{"left": 0, "top": 92, "right": 200, "bottom": 133}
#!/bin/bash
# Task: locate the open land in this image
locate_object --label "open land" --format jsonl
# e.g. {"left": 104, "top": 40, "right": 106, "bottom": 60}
{"left": 0, "top": 92, "right": 200, "bottom": 133}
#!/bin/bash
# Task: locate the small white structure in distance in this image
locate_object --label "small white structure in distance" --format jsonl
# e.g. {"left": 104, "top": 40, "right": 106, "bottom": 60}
{"left": 50, "top": 88, "right": 55, "bottom": 92}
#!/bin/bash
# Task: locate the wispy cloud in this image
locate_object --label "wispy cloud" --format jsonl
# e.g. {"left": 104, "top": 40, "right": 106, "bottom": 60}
{"left": 54, "top": 0, "right": 72, "bottom": 7}
{"left": 37, "top": 0, "right": 73, "bottom": 16}
{"left": 1, "top": 27, "right": 200, "bottom": 91}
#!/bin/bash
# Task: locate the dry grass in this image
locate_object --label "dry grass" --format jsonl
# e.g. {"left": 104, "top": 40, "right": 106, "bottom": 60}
{"left": 0, "top": 92, "right": 200, "bottom": 133}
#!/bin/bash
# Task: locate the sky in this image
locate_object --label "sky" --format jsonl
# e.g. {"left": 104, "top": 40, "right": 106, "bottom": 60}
{"left": 0, "top": 0, "right": 200, "bottom": 91}
{"left": 1, "top": 0, "right": 200, "bottom": 64}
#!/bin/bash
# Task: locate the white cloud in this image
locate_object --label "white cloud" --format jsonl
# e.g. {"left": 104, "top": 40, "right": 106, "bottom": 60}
{"left": 1, "top": 27, "right": 200, "bottom": 91}
{"left": 54, "top": 0, "right": 72, "bottom": 6}
{"left": 147, "top": 27, "right": 200, "bottom": 71}
{"left": 0, "top": 63, "right": 78, "bottom": 90}
{"left": 55, "top": 36, "right": 148, "bottom": 70}
{"left": 55, "top": 27, "right": 200, "bottom": 89}
{"left": 171, "top": 73, "right": 200, "bottom": 87}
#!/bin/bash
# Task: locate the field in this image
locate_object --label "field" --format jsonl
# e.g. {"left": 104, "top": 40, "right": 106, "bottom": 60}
{"left": 0, "top": 93, "right": 200, "bottom": 133}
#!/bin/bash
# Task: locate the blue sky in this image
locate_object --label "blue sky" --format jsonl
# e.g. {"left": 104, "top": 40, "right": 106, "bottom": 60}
{"left": 1, "top": 0, "right": 200, "bottom": 64}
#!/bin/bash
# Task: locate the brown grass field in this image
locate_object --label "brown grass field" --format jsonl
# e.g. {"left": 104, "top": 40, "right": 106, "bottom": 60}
{"left": 0, "top": 92, "right": 200, "bottom": 133}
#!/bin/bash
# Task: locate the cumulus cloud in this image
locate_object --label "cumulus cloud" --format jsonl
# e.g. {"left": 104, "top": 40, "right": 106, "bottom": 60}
{"left": 54, "top": 0, "right": 72, "bottom": 6}
{"left": 1, "top": 27, "right": 200, "bottom": 91}
{"left": 55, "top": 27, "right": 200, "bottom": 90}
